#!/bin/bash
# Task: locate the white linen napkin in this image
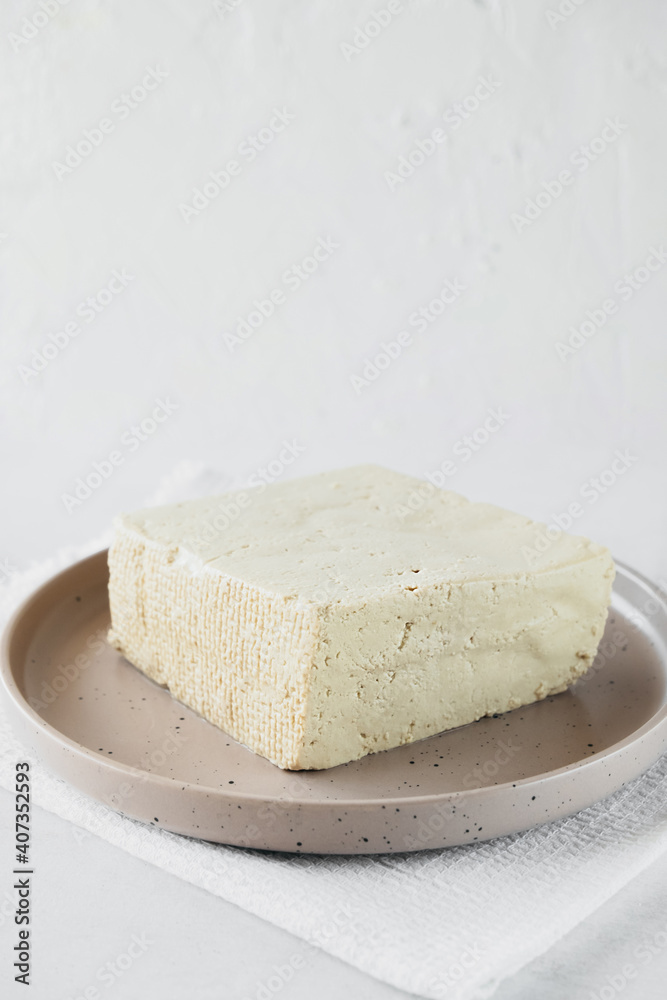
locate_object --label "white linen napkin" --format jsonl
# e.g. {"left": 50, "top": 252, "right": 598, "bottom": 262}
{"left": 1, "top": 464, "right": 666, "bottom": 1000}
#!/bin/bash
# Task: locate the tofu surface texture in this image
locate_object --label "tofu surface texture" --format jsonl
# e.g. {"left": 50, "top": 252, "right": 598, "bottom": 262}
{"left": 107, "top": 465, "right": 615, "bottom": 770}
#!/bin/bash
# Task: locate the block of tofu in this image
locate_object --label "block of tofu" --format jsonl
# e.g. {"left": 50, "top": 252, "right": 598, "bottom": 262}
{"left": 107, "top": 465, "right": 615, "bottom": 770}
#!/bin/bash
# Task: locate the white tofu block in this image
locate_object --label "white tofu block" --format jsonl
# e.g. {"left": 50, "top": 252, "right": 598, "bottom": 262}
{"left": 107, "top": 465, "right": 615, "bottom": 769}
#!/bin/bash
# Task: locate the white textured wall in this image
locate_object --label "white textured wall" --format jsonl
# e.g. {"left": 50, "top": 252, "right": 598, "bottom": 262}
{"left": 2, "top": 0, "right": 666, "bottom": 578}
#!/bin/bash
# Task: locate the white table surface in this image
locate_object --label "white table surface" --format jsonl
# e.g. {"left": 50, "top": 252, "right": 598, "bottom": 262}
{"left": 0, "top": 787, "right": 666, "bottom": 1000}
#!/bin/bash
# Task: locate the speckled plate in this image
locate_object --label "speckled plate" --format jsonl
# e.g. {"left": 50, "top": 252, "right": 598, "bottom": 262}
{"left": 2, "top": 551, "right": 667, "bottom": 854}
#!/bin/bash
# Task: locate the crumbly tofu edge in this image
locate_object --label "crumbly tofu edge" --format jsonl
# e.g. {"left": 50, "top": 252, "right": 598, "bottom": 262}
{"left": 107, "top": 519, "right": 321, "bottom": 769}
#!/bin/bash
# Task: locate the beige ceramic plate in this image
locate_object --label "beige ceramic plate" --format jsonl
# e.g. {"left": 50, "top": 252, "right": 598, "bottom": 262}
{"left": 2, "top": 551, "right": 667, "bottom": 854}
